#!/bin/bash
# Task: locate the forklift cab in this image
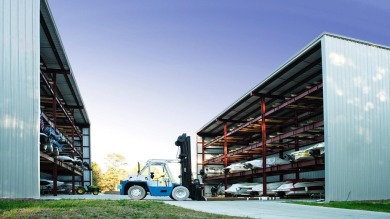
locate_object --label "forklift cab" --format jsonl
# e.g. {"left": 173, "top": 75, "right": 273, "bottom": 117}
{"left": 138, "top": 159, "right": 179, "bottom": 188}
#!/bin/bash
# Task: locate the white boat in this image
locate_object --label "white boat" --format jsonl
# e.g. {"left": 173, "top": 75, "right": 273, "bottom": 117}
{"left": 273, "top": 180, "right": 325, "bottom": 197}
{"left": 40, "top": 179, "right": 72, "bottom": 193}
{"left": 204, "top": 166, "right": 224, "bottom": 176}
{"left": 224, "top": 163, "right": 250, "bottom": 173}
{"left": 288, "top": 142, "right": 325, "bottom": 162}
{"left": 56, "top": 155, "right": 74, "bottom": 163}
{"left": 252, "top": 182, "right": 284, "bottom": 196}
{"left": 244, "top": 157, "right": 290, "bottom": 169}
{"left": 225, "top": 183, "right": 258, "bottom": 196}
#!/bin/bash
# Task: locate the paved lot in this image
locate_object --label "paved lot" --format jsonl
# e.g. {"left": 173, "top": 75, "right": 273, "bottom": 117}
{"left": 41, "top": 194, "right": 390, "bottom": 219}
{"left": 166, "top": 200, "right": 390, "bottom": 219}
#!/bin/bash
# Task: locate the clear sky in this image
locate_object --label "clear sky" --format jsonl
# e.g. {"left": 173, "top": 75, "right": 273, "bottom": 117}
{"left": 47, "top": 0, "right": 390, "bottom": 169}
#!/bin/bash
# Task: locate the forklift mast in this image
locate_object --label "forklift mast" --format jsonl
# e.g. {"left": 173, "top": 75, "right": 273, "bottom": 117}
{"left": 175, "top": 133, "right": 192, "bottom": 188}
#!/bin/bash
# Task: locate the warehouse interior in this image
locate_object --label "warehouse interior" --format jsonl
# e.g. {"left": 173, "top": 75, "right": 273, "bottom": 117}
{"left": 196, "top": 34, "right": 390, "bottom": 202}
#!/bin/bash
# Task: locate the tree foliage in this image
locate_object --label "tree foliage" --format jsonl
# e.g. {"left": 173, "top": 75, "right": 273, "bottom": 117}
{"left": 91, "top": 162, "right": 102, "bottom": 186}
{"left": 98, "top": 153, "right": 130, "bottom": 192}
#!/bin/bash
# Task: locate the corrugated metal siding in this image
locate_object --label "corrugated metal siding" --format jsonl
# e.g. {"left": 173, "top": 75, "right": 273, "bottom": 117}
{"left": 323, "top": 35, "right": 390, "bottom": 201}
{"left": 0, "top": 0, "right": 40, "bottom": 198}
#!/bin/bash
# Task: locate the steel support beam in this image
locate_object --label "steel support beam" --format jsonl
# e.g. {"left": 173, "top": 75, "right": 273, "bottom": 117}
{"left": 40, "top": 72, "right": 82, "bottom": 139}
{"left": 81, "top": 134, "right": 84, "bottom": 186}
{"left": 223, "top": 123, "right": 228, "bottom": 190}
{"left": 204, "top": 83, "right": 323, "bottom": 148}
{"left": 71, "top": 112, "right": 75, "bottom": 194}
{"left": 40, "top": 152, "right": 82, "bottom": 175}
{"left": 261, "top": 97, "right": 267, "bottom": 196}
{"left": 202, "top": 137, "right": 205, "bottom": 169}
{"left": 294, "top": 110, "right": 300, "bottom": 180}
{"left": 52, "top": 74, "right": 58, "bottom": 196}
{"left": 212, "top": 69, "right": 322, "bottom": 137}
{"left": 40, "top": 73, "right": 82, "bottom": 158}
{"left": 205, "top": 120, "right": 324, "bottom": 164}
{"left": 53, "top": 158, "right": 58, "bottom": 196}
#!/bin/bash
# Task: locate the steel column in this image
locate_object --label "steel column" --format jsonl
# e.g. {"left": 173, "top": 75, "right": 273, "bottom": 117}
{"left": 81, "top": 134, "right": 84, "bottom": 186}
{"left": 202, "top": 137, "right": 205, "bottom": 170}
{"left": 71, "top": 110, "right": 75, "bottom": 194}
{"left": 201, "top": 136, "right": 205, "bottom": 196}
{"left": 294, "top": 110, "right": 300, "bottom": 180}
{"left": 53, "top": 157, "right": 58, "bottom": 196}
{"left": 261, "top": 97, "right": 267, "bottom": 196}
{"left": 52, "top": 73, "right": 58, "bottom": 196}
{"left": 223, "top": 123, "right": 228, "bottom": 190}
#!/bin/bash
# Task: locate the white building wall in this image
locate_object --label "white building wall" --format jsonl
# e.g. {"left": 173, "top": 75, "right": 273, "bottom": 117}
{"left": 322, "top": 35, "right": 390, "bottom": 201}
{"left": 0, "top": 0, "right": 40, "bottom": 198}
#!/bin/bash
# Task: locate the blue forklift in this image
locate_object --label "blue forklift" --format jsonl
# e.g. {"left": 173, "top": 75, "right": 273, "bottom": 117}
{"left": 118, "top": 134, "right": 204, "bottom": 201}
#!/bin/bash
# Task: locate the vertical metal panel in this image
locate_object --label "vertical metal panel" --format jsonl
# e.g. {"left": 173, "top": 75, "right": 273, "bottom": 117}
{"left": 299, "top": 170, "right": 325, "bottom": 179}
{"left": 323, "top": 35, "right": 390, "bottom": 201}
{"left": 84, "top": 171, "right": 91, "bottom": 186}
{"left": 82, "top": 127, "right": 91, "bottom": 185}
{"left": 0, "top": 0, "right": 40, "bottom": 198}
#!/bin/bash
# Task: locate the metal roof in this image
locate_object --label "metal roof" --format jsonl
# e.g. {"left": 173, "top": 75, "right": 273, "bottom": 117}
{"left": 197, "top": 32, "right": 390, "bottom": 140}
{"left": 197, "top": 34, "right": 326, "bottom": 138}
{"left": 40, "top": 0, "right": 90, "bottom": 126}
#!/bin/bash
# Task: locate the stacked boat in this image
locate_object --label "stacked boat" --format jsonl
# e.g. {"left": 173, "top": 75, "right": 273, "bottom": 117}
{"left": 286, "top": 142, "right": 325, "bottom": 162}
{"left": 56, "top": 155, "right": 92, "bottom": 170}
{"left": 204, "top": 166, "right": 224, "bottom": 177}
{"left": 252, "top": 182, "right": 284, "bottom": 196}
{"left": 224, "top": 179, "right": 325, "bottom": 197}
{"left": 224, "top": 182, "right": 258, "bottom": 196}
{"left": 243, "top": 157, "right": 290, "bottom": 169}
{"left": 273, "top": 179, "right": 325, "bottom": 197}
{"left": 224, "top": 162, "right": 250, "bottom": 174}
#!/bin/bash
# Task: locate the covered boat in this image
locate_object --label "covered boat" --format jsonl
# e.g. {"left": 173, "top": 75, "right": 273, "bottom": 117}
{"left": 243, "top": 157, "right": 290, "bottom": 169}
{"left": 273, "top": 179, "right": 325, "bottom": 197}
{"left": 225, "top": 183, "right": 258, "bottom": 196}
{"left": 252, "top": 182, "right": 284, "bottom": 196}
{"left": 224, "top": 162, "right": 250, "bottom": 174}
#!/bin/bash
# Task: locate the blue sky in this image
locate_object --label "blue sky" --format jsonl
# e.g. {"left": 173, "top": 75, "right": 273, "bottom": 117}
{"left": 47, "top": 0, "right": 390, "bottom": 169}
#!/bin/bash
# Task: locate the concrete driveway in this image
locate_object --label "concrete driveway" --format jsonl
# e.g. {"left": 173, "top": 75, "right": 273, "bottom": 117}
{"left": 166, "top": 199, "right": 390, "bottom": 219}
{"left": 41, "top": 194, "right": 390, "bottom": 219}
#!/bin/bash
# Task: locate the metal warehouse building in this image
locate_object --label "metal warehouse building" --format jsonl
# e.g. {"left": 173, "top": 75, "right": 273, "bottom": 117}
{"left": 197, "top": 33, "right": 390, "bottom": 202}
{"left": 1, "top": 0, "right": 91, "bottom": 198}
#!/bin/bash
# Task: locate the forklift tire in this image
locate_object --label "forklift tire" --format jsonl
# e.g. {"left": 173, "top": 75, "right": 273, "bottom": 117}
{"left": 128, "top": 185, "right": 146, "bottom": 200}
{"left": 93, "top": 190, "right": 99, "bottom": 195}
{"left": 76, "top": 187, "right": 86, "bottom": 195}
{"left": 171, "top": 186, "right": 190, "bottom": 201}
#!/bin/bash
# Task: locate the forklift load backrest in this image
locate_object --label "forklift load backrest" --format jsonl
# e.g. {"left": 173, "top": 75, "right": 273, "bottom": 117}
{"left": 175, "top": 133, "right": 192, "bottom": 188}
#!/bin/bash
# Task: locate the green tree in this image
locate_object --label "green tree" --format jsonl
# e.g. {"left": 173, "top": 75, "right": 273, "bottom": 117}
{"left": 100, "top": 153, "right": 129, "bottom": 192}
{"left": 91, "top": 162, "right": 102, "bottom": 186}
